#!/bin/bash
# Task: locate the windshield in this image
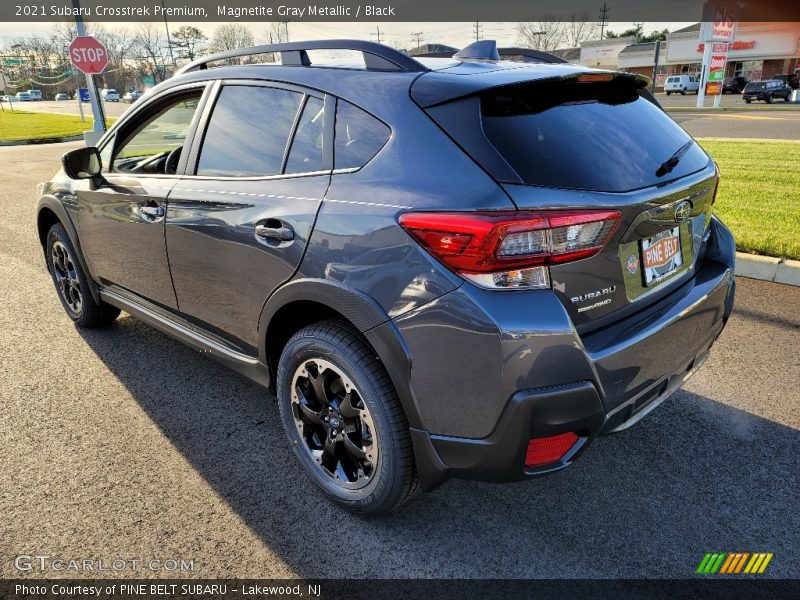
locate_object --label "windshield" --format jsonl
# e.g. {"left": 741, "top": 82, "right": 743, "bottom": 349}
{"left": 481, "top": 78, "right": 710, "bottom": 192}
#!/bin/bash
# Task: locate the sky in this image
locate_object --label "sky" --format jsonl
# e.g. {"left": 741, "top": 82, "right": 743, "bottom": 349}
{"left": 0, "top": 21, "right": 693, "bottom": 50}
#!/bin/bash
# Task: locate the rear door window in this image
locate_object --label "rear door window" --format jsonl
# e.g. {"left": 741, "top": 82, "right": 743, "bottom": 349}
{"left": 334, "top": 101, "right": 390, "bottom": 170}
{"left": 197, "top": 85, "right": 303, "bottom": 177}
{"left": 480, "top": 78, "right": 710, "bottom": 192}
{"left": 285, "top": 96, "right": 325, "bottom": 174}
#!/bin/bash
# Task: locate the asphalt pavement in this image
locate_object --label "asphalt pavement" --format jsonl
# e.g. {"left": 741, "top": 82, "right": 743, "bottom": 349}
{"left": 1, "top": 142, "right": 798, "bottom": 579}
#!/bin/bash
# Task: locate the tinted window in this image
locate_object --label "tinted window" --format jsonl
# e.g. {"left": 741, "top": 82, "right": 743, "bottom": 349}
{"left": 481, "top": 79, "right": 710, "bottom": 192}
{"left": 285, "top": 96, "right": 325, "bottom": 174}
{"left": 198, "top": 86, "right": 303, "bottom": 177}
{"left": 334, "top": 101, "right": 390, "bottom": 170}
{"left": 112, "top": 93, "right": 201, "bottom": 173}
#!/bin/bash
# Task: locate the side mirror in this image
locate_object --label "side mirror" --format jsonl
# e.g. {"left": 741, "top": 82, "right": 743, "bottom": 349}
{"left": 62, "top": 147, "right": 102, "bottom": 180}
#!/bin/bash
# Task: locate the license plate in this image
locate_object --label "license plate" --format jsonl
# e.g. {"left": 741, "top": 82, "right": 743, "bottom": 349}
{"left": 641, "top": 227, "right": 683, "bottom": 286}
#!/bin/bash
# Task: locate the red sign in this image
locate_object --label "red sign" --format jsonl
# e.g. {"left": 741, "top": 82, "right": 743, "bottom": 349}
{"left": 697, "top": 40, "right": 755, "bottom": 53}
{"left": 68, "top": 36, "right": 108, "bottom": 75}
{"left": 706, "top": 82, "right": 722, "bottom": 95}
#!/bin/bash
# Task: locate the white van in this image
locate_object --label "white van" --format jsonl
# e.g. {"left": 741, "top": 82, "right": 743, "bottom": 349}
{"left": 27, "top": 89, "right": 43, "bottom": 101}
{"left": 664, "top": 75, "right": 700, "bottom": 95}
{"left": 101, "top": 88, "right": 120, "bottom": 102}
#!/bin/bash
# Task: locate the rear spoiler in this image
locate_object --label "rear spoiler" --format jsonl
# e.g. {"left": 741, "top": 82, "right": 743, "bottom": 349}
{"left": 411, "top": 67, "right": 657, "bottom": 108}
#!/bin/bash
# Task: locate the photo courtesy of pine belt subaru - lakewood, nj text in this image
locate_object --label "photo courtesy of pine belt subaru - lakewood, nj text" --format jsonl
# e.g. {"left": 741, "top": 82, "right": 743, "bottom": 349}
{"left": 36, "top": 40, "right": 736, "bottom": 514}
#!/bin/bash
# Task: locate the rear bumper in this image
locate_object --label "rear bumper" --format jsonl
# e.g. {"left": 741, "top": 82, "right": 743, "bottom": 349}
{"left": 399, "top": 218, "right": 735, "bottom": 491}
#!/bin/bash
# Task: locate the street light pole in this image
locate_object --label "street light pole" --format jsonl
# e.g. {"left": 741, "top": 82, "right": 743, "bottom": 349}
{"left": 71, "top": 0, "right": 105, "bottom": 135}
{"left": 161, "top": 0, "right": 176, "bottom": 67}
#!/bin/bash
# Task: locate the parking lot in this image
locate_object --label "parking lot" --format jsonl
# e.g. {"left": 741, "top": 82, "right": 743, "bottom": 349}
{"left": 1, "top": 142, "right": 798, "bottom": 579}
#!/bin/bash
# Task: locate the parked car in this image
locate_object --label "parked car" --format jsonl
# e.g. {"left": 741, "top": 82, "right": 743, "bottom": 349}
{"left": 722, "top": 76, "right": 747, "bottom": 94}
{"left": 54, "top": 93, "right": 69, "bottom": 101}
{"left": 122, "top": 91, "right": 142, "bottom": 103}
{"left": 26, "top": 89, "right": 43, "bottom": 101}
{"left": 664, "top": 74, "right": 700, "bottom": 95}
{"left": 2, "top": 94, "right": 18, "bottom": 102}
{"left": 742, "top": 79, "right": 792, "bottom": 103}
{"left": 36, "top": 40, "right": 735, "bottom": 514}
{"left": 15, "top": 91, "right": 32, "bottom": 101}
{"left": 101, "top": 88, "right": 120, "bottom": 102}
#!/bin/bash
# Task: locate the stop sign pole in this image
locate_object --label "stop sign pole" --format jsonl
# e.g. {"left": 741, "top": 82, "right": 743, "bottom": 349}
{"left": 71, "top": 0, "right": 106, "bottom": 136}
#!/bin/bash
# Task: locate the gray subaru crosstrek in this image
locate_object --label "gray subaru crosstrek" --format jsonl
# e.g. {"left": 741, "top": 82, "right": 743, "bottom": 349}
{"left": 36, "top": 40, "right": 735, "bottom": 514}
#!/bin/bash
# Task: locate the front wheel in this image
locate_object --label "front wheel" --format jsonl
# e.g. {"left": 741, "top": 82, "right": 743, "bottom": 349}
{"left": 744, "top": 98, "right": 751, "bottom": 103}
{"left": 666, "top": 91, "right": 672, "bottom": 95}
{"left": 681, "top": 88, "right": 686, "bottom": 95}
{"left": 766, "top": 94, "right": 773, "bottom": 104}
{"left": 276, "top": 320, "right": 418, "bottom": 514}
{"left": 46, "top": 223, "right": 120, "bottom": 328}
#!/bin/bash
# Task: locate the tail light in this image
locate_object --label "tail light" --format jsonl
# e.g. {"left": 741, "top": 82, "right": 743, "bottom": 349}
{"left": 525, "top": 432, "right": 580, "bottom": 467}
{"left": 399, "top": 210, "right": 620, "bottom": 289}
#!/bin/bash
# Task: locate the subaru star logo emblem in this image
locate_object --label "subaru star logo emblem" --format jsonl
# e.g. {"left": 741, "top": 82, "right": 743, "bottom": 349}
{"left": 675, "top": 201, "right": 692, "bottom": 223}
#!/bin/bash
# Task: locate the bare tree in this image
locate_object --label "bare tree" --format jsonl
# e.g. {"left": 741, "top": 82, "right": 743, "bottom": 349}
{"left": 209, "top": 24, "right": 254, "bottom": 56}
{"left": 516, "top": 19, "right": 565, "bottom": 51}
{"left": 563, "top": 13, "right": 598, "bottom": 48}
{"left": 171, "top": 26, "right": 207, "bottom": 62}
{"left": 133, "top": 23, "right": 169, "bottom": 83}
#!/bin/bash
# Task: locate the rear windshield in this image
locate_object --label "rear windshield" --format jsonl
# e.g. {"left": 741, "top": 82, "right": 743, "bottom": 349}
{"left": 480, "top": 78, "right": 710, "bottom": 192}
{"left": 745, "top": 82, "right": 766, "bottom": 91}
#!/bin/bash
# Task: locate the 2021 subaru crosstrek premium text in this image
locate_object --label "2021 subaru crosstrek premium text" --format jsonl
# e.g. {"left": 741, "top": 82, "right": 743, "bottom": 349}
{"left": 36, "top": 41, "right": 735, "bottom": 514}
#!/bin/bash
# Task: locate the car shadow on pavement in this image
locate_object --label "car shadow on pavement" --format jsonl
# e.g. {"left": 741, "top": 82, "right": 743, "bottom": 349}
{"left": 77, "top": 315, "right": 799, "bottom": 579}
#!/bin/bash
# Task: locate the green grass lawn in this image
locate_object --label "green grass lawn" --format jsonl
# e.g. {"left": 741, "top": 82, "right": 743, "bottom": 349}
{"left": 697, "top": 139, "right": 800, "bottom": 260}
{"left": 0, "top": 109, "right": 114, "bottom": 142}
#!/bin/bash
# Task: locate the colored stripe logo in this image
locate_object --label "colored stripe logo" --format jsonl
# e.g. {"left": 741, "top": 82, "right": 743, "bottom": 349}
{"left": 696, "top": 552, "right": 773, "bottom": 574}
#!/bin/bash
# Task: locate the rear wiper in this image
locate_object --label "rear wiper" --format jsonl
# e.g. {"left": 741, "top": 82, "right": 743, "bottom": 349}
{"left": 656, "top": 139, "right": 694, "bottom": 177}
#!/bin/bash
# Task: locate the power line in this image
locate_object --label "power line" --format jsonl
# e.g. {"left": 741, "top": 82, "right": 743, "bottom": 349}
{"left": 411, "top": 31, "right": 423, "bottom": 49}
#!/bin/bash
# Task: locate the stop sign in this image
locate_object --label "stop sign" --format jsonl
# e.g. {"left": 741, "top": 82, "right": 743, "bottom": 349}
{"left": 68, "top": 36, "right": 108, "bottom": 74}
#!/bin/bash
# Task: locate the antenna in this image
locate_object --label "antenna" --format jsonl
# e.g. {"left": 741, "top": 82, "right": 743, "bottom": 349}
{"left": 598, "top": 2, "right": 610, "bottom": 39}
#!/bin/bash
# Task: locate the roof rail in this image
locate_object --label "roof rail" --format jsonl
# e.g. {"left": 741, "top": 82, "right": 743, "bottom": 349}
{"left": 497, "top": 48, "right": 569, "bottom": 64}
{"left": 175, "top": 40, "right": 429, "bottom": 75}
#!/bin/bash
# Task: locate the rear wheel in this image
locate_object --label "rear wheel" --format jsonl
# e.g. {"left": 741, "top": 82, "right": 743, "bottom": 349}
{"left": 785, "top": 93, "right": 791, "bottom": 102}
{"left": 681, "top": 88, "right": 686, "bottom": 95}
{"left": 744, "top": 98, "right": 751, "bottom": 103}
{"left": 666, "top": 91, "right": 671, "bottom": 95}
{"left": 766, "top": 94, "right": 773, "bottom": 104}
{"left": 46, "top": 224, "right": 120, "bottom": 328}
{"left": 276, "top": 320, "right": 418, "bottom": 514}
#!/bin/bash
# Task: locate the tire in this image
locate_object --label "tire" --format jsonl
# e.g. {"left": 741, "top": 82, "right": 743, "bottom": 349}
{"left": 744, "top": 98, "right": 751, "bottom": 104}
{"left": 46, "top": 223, "right": 120, "bottom": 328}
{"left": 681, "top": 88, "right": 686, "bottom": 95}
{"left": 785, "top": 93, "right": 791, "bottom": 103}
{"left": 666, "top": 91, "right": 671, "bottom": 95}
{"left": 766, "top": 94, "right": 773, "bottom": 104}
{"left": 276, "top": 320, "right": 419, "bottom": 515}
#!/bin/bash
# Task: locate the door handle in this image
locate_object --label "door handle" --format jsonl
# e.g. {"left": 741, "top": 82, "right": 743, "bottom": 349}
{"left": 255, "top": 224, "right": 294, "bottom": 242}
{"left": 140, "top": 204, "right": 165, "bottom": 221}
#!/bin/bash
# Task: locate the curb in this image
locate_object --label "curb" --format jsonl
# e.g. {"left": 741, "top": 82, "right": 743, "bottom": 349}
{"left": 0, "top": 135, "right": 83, "bottom": 146}
{"left": 735, "top": 252, "right": 800, "bottom": 287}
{"left": 665, "top": 105, "right": 800, "bottom": 112}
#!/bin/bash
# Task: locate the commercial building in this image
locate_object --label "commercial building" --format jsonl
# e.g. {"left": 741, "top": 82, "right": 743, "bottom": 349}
{"left": 579, "top": 22, "right": 800, "bottom": 90}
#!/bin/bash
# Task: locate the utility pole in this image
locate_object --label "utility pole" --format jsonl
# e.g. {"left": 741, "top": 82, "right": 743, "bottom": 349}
{"left": 651, "top": 39, "right": 661, "bottom": 94}
{"left": 473, "top": 21, "right": 483, "bottom": 41}
{"left": 283, "top": 20, "right": 290, "bottom": 42}
{"left": 598, "top": 3, "right": 610, "bottom": 40}
{"left": 411, "top": 32, "right": 423, "bottom": 50}
{"left": 71, "top": 0, "right": 105, "bottom": 136}
{"left": 371, "top": 26, "right": 383, "bottom": 45}
{"left": 161, "top": 0, "right": 176, "bottom": 66}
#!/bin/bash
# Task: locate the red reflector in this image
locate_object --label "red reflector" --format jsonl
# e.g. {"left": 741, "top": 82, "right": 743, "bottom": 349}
{"left": 525, "top": 432, "right": 579, "bottom": 467}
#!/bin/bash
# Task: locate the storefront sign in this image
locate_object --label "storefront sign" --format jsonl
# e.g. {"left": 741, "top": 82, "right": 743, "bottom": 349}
{"left": 697, "top": 40, "right": 755, "bottom": 53}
